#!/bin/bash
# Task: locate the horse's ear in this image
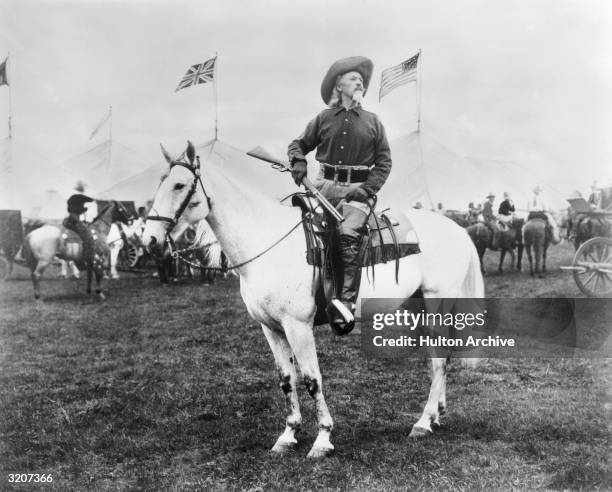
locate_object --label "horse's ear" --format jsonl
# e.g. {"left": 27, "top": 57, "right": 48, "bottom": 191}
{"left": 186, "top": 140, "right": 195, "bottom": 166}
{"left": 160, "top": 143, "right": 173, "bottom": 165}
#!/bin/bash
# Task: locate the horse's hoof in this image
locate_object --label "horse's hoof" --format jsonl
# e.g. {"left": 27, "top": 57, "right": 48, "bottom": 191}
{"left": 307, "top": 445, "right": 334, "bottom": 459}
{"left": 271, "top": 440, "right": 297, "bottom": 454}
{"left": 409, "top": 425, "right": 432, "bottom": 438}
{"left": 111, "top": 275, "right": 119, "bottom": 280}
{"left": 98, "top": 292, "right": 106, "bottom": 301}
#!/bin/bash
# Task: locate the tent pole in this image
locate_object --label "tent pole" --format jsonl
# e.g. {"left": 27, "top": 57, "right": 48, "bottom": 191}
{"left": 7, "top": 52, "right": 12, "bottom": 139}
{"left": 416, "top": 49, "right": 422, "bottom": 133}
{"left": 214, "top": 52, "right": 218, "bottom": 141}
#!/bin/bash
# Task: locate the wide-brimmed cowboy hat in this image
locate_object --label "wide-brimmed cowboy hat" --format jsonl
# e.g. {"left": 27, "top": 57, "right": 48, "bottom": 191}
{"left": 320, "top": 56, "right": 374, "bottom": 104}
{"left": 533, "top": 185, "right": 542, "bottom": 193}
{"left": 486, "top": 192, "right": 495, "bottom": 199}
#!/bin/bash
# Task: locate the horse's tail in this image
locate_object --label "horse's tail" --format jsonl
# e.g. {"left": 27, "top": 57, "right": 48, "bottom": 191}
{"left": 22, "top": 233, "right": 37, "bottom": 272}
{"left": 461, "top": 240, "right": 485, "bottom": 298}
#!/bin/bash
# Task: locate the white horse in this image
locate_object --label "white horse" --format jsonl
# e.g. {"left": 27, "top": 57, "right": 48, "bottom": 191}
{"left": 106, "top": 218, "right": 145, "bottom": 279}
{"left": 143, "top": 142, "right": 484, "bottom": 458}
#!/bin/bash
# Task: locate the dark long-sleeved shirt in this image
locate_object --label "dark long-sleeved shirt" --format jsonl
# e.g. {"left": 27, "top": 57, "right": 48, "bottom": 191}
{"left": 288, "top": 106, "right": 392, "bottom": 196}
{"left": 498, "top": 199, "right": 515, "bottom": 216}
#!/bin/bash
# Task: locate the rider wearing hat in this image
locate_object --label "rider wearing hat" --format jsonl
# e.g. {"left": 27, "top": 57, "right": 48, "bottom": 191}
{"left": 482, "top": 192, "right": 499, "bottom": 249}
{"left": 288, "top": 56, "right": 392, "bottom": 335}
{"left": 64, "top": 180, "right": 95, "bottom": 262}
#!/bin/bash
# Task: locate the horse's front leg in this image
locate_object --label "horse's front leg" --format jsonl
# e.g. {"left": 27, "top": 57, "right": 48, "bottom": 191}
{"left": 262, "top": 324, "right": 302, "bottom": 453}
{"left": 109, "top": 242, "right": 121, "bottom": 279}
{"left": 542, "top": 244, "right": 548, "bottom": 274}
{"left": 516, "top": 243, "right": 523, "bottom": 271}
{"left": 86, "top": 264, "right": 93, "bottom": 294}
{"left": 410, "top": 357, "right": 447, "bottom": 437}
{"left": 94, "top": 265, "right": 105, "bottom": 300}
{"left": 283, "top": 318, "right": 334, "bottom": 458}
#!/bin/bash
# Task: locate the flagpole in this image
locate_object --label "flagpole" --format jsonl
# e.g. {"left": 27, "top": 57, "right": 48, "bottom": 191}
{"left": 108, "top": 105, "right": 112, "bottom": 170}
{"left": 214, "top": 52, "right": 218, "bottom": 140}
{"left": 416, "top": 49, "right": 422, "bottom": 133}
{"left": 8, "top": 52, "right": 12, "bottom": 139}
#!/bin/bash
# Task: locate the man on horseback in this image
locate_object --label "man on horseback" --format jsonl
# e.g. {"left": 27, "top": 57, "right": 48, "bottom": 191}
{"left": 288, "top": 56, "right": 392, "bottom": 335}
{"left": 63, "top": 180, "right": 95, "bottom": 262}
{"left": 481, "top": 192, "right": 499, "bottom": 250}
{"left": 527, "top": 185, "right": 555, "bottom": 240}
{"left": 497, "top": 191, "right": 515, "bottom": 230}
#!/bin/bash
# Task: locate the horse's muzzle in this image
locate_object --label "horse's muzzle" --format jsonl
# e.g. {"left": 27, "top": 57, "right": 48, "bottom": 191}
{"left": 147, "top": 236, "right": 166, "bottom": 259}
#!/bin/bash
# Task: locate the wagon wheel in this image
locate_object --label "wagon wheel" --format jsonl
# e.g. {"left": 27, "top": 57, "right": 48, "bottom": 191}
{"left": 0, "top": 255, "right": 9, "bottom": 281}
{"left": 572, "top": 237, "right": 612, "bottom": 297}
{"left": 118, "top": 242, "right": 139, "bottom": 269}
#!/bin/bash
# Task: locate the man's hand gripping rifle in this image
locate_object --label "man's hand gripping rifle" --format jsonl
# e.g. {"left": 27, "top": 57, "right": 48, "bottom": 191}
{"left": 246, "top": 146, "right": 345, "bottom": 222}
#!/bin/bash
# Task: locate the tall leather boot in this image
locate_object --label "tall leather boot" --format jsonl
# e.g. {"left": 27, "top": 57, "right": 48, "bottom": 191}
{"left": 328, "top": 235, "right": 361, "bottom": 336}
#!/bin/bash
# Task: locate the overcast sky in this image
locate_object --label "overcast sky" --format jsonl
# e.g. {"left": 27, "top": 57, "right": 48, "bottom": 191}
{"left": 1, "top": 0, "right": 611, "bottom": 196}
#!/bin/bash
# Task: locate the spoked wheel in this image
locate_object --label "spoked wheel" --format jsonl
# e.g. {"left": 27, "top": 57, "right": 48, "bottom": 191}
{"left": 0, "top": 255, "right": 9, "bottom": 281}
{"left": 118, "top": 242, "right": 139, "bottom": 269}
{"left": 572, "top": 237, "right": 612, "bottom": 297}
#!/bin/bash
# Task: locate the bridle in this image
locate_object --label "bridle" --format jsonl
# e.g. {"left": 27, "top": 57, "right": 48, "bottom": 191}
{"left": 147, "top": 153, "right": 213, "bottom": 247}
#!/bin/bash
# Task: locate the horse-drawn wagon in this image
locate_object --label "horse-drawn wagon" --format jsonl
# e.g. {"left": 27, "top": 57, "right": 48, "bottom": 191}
{"left": 0, "top": 210, "right": 23, "bottom": 280}
{"left": 561, "top": 186, "right": 612, "bottom": 297}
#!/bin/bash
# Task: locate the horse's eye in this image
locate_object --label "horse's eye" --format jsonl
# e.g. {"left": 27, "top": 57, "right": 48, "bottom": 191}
{"left": 174, "top": 183, "right": 185, "bottom": 191}
{"left": 188, "top": 202, "right": 200, "bottom": 209}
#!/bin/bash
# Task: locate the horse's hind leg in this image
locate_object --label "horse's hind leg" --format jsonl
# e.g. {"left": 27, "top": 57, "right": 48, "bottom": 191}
{"left": 32, "top": 260, "right": 50, "bottom": 299}
{"left": 283, "top": 318, "right": 334, "bottom": 458}
{"left": 410, "top": 357, "right": 447, "bottom": 438}
{"left": 498, "top": 250, "right": 506, "bottom": 273}
{"left": 526, "top": 245, "right": 534, "bottom": 276}
{"left": 262, "top": 324, "right": 302, "bottom": 453}
{"left": 94, "top": 265, "right": 105, "bottom": 300}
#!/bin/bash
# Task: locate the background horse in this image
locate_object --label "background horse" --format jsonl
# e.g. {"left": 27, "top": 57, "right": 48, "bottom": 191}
{"left": 522, "top": 214, "right": 560, "bottom": 277}
{"left": 466, "top": 222, "right": 490, "bottom": 274}
{"left": 22, "top": 201, "right": 128, "bottom": 299}
{"left": 143, "top": 141, "right": 484, "bottom": 459}
{"left": 151, "top": 219, "right": 227, "bottom": 284}
{"left": 497, "top": 217, "right": 524, "bottom": 273}
{"left": 467, "top": 219, "right": 524, "bottom": 274}
{"left": 106, "top": 218, "right": 145, "bottom": 279}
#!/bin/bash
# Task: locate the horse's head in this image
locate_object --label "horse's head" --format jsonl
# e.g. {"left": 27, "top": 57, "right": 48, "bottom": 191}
{"left": 111, "top": 201, "right": 132, "bottom": 224}
{"left": 143, "top": 140, "right": 212, "bottom": 257}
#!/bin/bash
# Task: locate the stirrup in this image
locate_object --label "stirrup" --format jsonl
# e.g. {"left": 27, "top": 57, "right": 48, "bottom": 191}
{"left": 327, "top": 299, "right": 355, "bottom": 336}
{"left": 330, "top": 299, "right": 354, "bottom": 323}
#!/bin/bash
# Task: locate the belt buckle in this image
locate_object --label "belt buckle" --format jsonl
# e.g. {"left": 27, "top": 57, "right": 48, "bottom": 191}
{"left": 337, "top": 167, "right": 351, "bottom": 187}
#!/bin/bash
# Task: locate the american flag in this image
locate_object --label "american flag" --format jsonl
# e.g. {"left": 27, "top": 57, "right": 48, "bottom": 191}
{"left": 175, "top": 57, "right": 217, "bottom": 92}
{"left": 379, "top": 52, "right": 420, "bottom": 100}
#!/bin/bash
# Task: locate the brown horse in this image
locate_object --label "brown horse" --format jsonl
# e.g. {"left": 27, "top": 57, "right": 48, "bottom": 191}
{"left": 497, "top": 218, "right": 524, "bottom": 273}
{"left": 467, "top": 218, "right": 524, "bottom": 275}
{"left": 522, "top": 215, "right": 560, "bottom": 278}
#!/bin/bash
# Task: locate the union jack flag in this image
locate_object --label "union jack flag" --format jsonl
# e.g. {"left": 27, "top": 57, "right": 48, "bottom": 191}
{"left": 175, "top": 57, "right": 216, "bottom": 92}
{"left": 379, "top": 52, "right": 419, "bottom": 100}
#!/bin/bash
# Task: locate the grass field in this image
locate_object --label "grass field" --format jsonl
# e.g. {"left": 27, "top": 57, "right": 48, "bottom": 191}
{"left": 1, "top": 240, "right": 611, "bottom": 490}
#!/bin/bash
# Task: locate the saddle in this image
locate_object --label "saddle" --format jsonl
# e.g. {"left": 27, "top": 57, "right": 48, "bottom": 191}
{"left": 291, "top": 193, "right": 421, "bottom": 325}
{"left": 58, "top": 224, "right": 104, "bottom": 266}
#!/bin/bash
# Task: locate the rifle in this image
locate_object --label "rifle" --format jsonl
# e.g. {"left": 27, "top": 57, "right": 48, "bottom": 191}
{"left": 246, "top": 146, "right": 345, "bottom": 222}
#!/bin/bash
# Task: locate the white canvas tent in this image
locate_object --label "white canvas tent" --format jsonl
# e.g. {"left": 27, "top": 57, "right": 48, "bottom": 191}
{"left": 98, "top": 138, "right": 297, "bottom": 207}
{"left": 0, "top": 137, "right": 74, "bottom": 219}
{"left": 61, "top": 139, "right": 151, "bottom": 197}
{"left": 379, "top": 130, "right": 568, "bottom": 213}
